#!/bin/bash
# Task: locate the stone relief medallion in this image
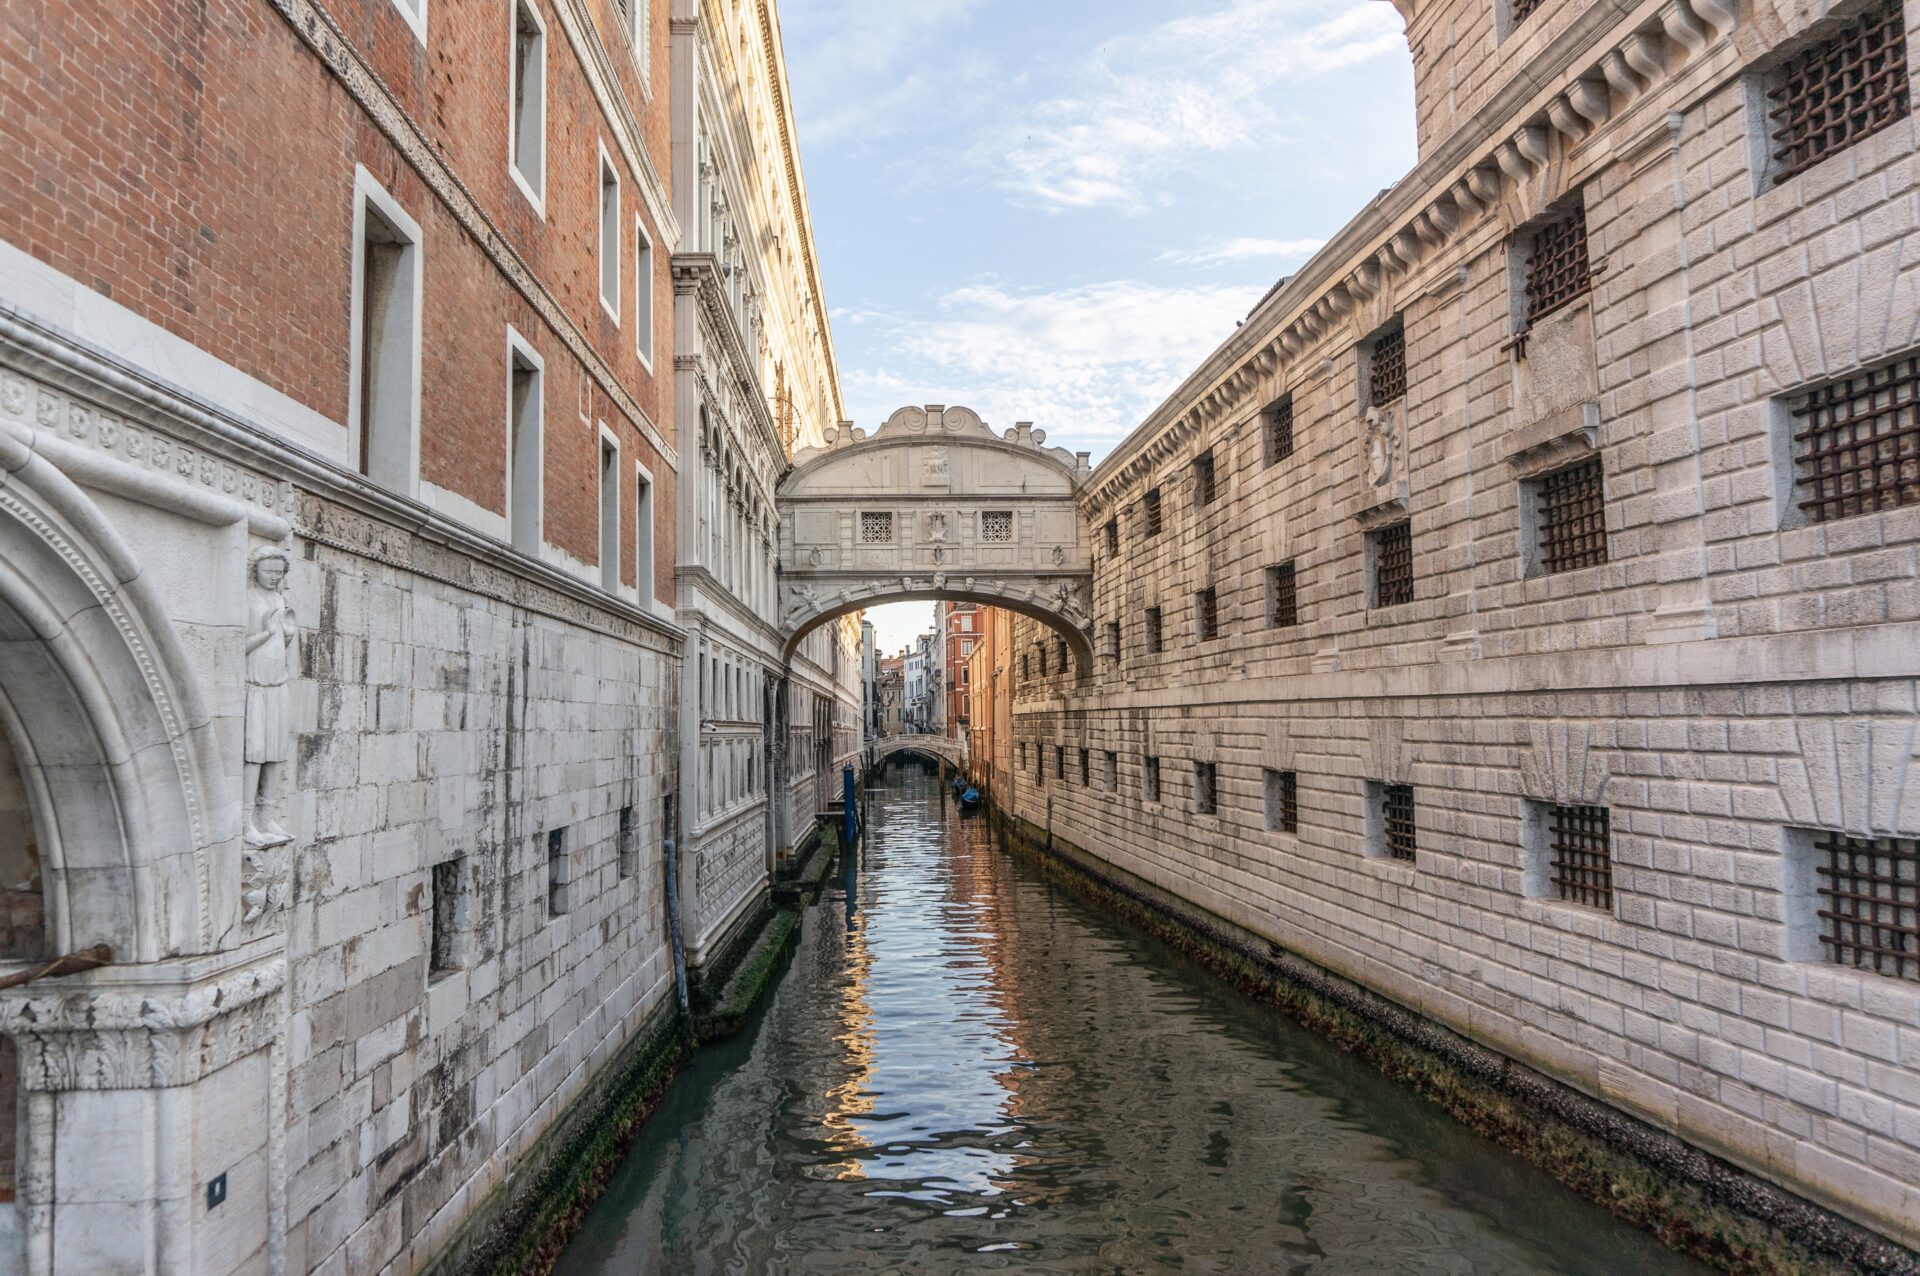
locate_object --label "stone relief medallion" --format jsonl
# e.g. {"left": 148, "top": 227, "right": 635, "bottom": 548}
{"left": 922, "top": 446, "right": 950, "bottom": 485}
{"left": 925, "top": 511, "right": 949, "bottom": 542}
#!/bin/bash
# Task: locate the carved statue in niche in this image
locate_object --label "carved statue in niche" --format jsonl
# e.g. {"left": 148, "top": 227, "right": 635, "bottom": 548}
{"left": 1363, "top": 406, "right": 1396, "bottom": 488}
{"left": 243, "top": 545, "right": 295, "bottom": 849}
{"left": 922, "top": 446, "right": 949, "bottom": 485}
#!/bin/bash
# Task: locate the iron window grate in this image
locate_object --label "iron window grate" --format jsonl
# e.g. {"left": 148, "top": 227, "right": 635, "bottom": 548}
{"left": 981, "top": 510, "right": 1013, "bottom": 542}
{"left": 1079, "top": 748, "right": 1090, "bottom": 785}
{"left": 1105, "top": 518, "right": 1119, "bottom": 555}
{"left": 1194, "top": 451, "right": 1217, "bottom": 506}
{"left": 1146, "top": 608, "right": 1163, "bottom": 653}
{"left": 1769, "top": 1, "right": 1911, "bottom": 184}
{"left": 1057, "top": 638, "right": 1068, "bottom": 671}
{"left": 1525, "top": 205, "right": 1592, "bottom": 327}
{"left": 1551, "top": 804, "right": 1613, "bottom": 909}
{"left": 1268, "top": 562, "right": 1298, "bottom": 628}
{"left": 1144, "top": 756, "right": 1161, "bottom": 803}
{"left": 1144, "top": 488, "right": 1164, "bottom": 536}
{"left": 1792, "top": 353, "right": 1920, "bottom": 522}
{"left": 1055, "top": 746, "right": 1065, "bottom": 780}
{"left": 1105, "top": 621, "right": 1121, "bottom": 658}
{"left": 1383, "top": 784, "right": 1417, "bottom": 861}
{"left": 1538, "top": 457, "right": 1609, "bottom": 572}
{"left": 1370, "top": 323, "right": 1407, "bottom": 407}
{"left": 1373, "top": 522, "right": 1414, "bottom": 607}
{"left": 1265, "top": 395, "right": 1295, "bottom": 464}
{"left": 1196, "top": 588, "right": 1219, "bottom": 640}
{"left": 1816, "top": 832, "right": 1918, "bottom": 981}
{"left": 859, "top": 511, "right": 894, "bottom": 543}
{"left": 1266, "top": 770, "right": 1298, "bottom": 833}
{"left": 1195, "top": 762, "right": 1217, "bottom": 814}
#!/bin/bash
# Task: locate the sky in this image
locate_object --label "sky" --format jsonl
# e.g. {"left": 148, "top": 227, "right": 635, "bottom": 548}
{"left": 779, "top": 0, "right": 1419, "bottom": 655}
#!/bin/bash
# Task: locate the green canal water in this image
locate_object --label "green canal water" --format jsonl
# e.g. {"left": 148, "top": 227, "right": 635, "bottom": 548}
{"left": 555, "top": 765, "right": 1704, "bottom": 1274}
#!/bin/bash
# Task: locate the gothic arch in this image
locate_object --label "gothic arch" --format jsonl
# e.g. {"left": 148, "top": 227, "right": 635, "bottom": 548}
{"left": 0, "top": 430, "right": 228, "bottom": 964}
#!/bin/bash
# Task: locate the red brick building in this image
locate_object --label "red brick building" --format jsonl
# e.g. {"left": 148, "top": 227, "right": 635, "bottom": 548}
{"left": 941, "top": 602, "right": 980, "bottom": 738}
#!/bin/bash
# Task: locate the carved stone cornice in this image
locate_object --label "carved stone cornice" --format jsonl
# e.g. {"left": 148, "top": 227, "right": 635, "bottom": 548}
{"left": 0, "top": 952, "right": 285, "bottom": 1091}
{"left": 1507, "top": 403, "right": 1603, "bottom": 478}
{"left": 675, "top": 253, "right": 788, "bottom": 470}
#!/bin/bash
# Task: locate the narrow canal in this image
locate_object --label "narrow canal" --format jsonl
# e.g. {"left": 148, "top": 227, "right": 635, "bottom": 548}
{"left": 557, "top": 765, "right": 1704, "bottom": 1275}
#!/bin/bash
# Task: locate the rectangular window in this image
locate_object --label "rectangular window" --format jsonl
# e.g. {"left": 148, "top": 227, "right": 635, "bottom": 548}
{"left": 1546, "top": 803, "right": 1612, "bottom": 910}
{"left": 1263, "top": 394, "right": 1295, "bottom": 465}
{"left": 509, "top": 0, "right": 546, "bottom": 207}
{"left": 1370, "top": 521, "right": 1414, "bottom": 608}
{"left": 981, "top": 510, "right": 1014, "bottom": 542}
{"left": 1193, "top": 450, "right": 1217, "bottom": 507}
{"left": 1376, "top": 783, "right": 1416, "bottom": 862}
{"left": 1523, "top": 204, "right": 1592, "bottom": 327}
{"left": 1037, "top": 644, "right": 1048, "bottom": 677}
{"left": 352, "top": 173, "right": 422, "bottom": 495}
{"left": 1533, "top": 456, "right": 1608, "bottom": 573}
{"left": 598, "top": 150, "right": 621, "bottom": 321}
{"left": 1145, "top": 607, "right": 1163, "bottom": 654}
{"left": 1195, "top": 588, "right": 1219, "bottom": 641}
{"left": 1264, "top": 770, "right": 1298, "bottom": 833}
{"left": 1105, "top": 621, "right": 1121, "bottom": 659}
{"left": 507, "top": 335, "right": 543, "bottom": 554}
{"left": 1035, "top": 745, "right": 1045, "bottom": 785}
{"left": 1056, "top": 637, "right": 1068, "bottom": 671}
{"left": 618, "top": 804, "right": 635, "bottom": 879}
{"left": 1144, "top": 487, "right": 1163, "bottom": 537}
{"left": 860, "top": 511, "right": 894, "bottom": 543}
{"left": 429, "top": 856, "right": 466, "bottom": 979}
{"left": 1789, "top": 353, "right": 1920, "bottom": 522}
{"left": 1105, "top": 517, "right": 1119, "bottom": 555}
{"left": 547, "top": 827, "right": 571, "bottom": 916}
{"left": 1194, "top": 762, "right": 1217, "bottom": 814}
{"left": 599, "top": 435, "right": 620, "bottom": 591}
{"left": 1104, "top": 750, "right": 1118, "bottom": 790}
{"left": 635, "top": 220, "right": 655, "bottom": 365}
{"left": 1810, "top": 832, "right": 1918, "bottom": 982}
{"left": 633, "top": 465, "right": 655, "bottom": 602}
{"left": 1079, "top": 748, "right": 1090, "bottom": 785}
{"left": 1369, "top": 321, "right": 1407, "bottom": 408}
{"left": 1266, "top": 562, "right": 1298, "bottom": 628}
{"left": 1054, "top": 745, "right": 1065, "bottom": 780}
{"left": 1143, "top": 756, "right": 1161, "bottom": 803}
{"left": 1767, "top": 1, "right": 1910, "bottom": 184}
{"left": 1021, "top": 651, "right": 1031, "bottom": 680}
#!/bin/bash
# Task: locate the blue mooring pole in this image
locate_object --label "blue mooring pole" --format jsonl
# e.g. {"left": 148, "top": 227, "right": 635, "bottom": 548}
{"left": 842, "top": 765, "right": 858, "bottom": 845}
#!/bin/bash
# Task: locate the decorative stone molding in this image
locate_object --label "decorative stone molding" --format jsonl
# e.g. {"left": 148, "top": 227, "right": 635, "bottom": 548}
{"left": 1777, "top": 718, "right": 1920, "bottom": 838}
{"left": 1353, "top": 494, "right": 1410, "bottom": 531}
{"left": 1362, "top": 719, "right": 1409, "bottom": 783}
{"left": 0, "top": 954, "right": 286, "bottom": 1091}
{"left": 1518, "top": 721, "right": 1613, "bottom": 807}
{"left": 1507, "top": 404, "right": 1603, "bottom": 479}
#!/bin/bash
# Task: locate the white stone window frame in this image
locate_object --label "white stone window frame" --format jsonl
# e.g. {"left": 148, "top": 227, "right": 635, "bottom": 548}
{"left": 860, "top": 510, "right": 895, "bottom": 544}
{"left": 504, "top": 325, "right": 545, "bottom": 557}
{"left": 506, "top": 0, "right": 547, "bottom": 216}
{"left": 597, "top": 423, "right": 622, "bottom": 593}
{"left": 349, "top": 166, "right": 425, "bottom": 499}
{"left": 980, "top": 509, "right": 1014, "bottom": 543}
{"left": 387, "top": 0, "right": 428, "bottom": 45}
{"left": 1520, "top": 797, "right": 1618, "bottom": 916}
{"left": 633, "top": 453, "right": 657, "bottom": 607}
{"left": 634, "top": 213, "right": 655, "bottom": 371}
{"left": 597, "top": 143, "right": 622, "bottom": 325}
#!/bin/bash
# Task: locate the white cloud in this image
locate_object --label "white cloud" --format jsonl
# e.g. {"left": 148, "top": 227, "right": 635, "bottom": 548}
{"left": 840, "top": 279, "right": 1265, "bottom": 460}
{"left": 1159, "top": 236, "right": 1327, "bottom": 267}
{"left": 980, "top": 0, "right": 1405, "bottom": 212}
{"left": 784, "top": 0, "right": 989, "bottom": 143}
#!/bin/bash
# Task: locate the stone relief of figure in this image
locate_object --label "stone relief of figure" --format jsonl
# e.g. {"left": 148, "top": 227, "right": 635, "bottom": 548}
{"left": 243, "top": 545, "right": 295, "bottom": 849}
{"left": 922, "top": 446, "right": 949, "bottom": 485}
{"left": 1364, "top": 406, "right": 1396, "bottom": 489}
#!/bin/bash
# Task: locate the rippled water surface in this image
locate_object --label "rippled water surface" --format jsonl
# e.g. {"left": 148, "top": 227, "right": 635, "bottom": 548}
{"left": 556, "top": 767, "right": 1703, "bottom": 1275}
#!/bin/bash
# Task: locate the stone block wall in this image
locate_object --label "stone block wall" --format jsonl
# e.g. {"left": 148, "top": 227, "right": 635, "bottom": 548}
{"left": 1006, "top": 0, "right": 1920, "bottom": 1249}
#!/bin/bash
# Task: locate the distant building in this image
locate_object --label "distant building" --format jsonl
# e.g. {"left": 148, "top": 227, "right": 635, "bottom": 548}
{"left": 940, "top": 603, "right": 981, "bottom": 739}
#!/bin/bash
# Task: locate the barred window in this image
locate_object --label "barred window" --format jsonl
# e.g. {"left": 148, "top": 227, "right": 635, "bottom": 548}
{"left": 1057, "top": 638, "right": 1068, "bottom": 671}
{"left": 1193, "top": 450, "right": 1217, "bottom": 507}
{"left": 1264, "top": 394, "right": 1295, "bottom": 465}
{"left": 1037, "top": 644, "right": 1048, "bottom": 677}
{"left": 1104, "top": 750, "right": 1118, "bottom": 790}
{"left": 1265, "top": 770, "right": 1298, "bottom": 833}
{"left": 1055, "top": 745, "right": 1065, "bottom": 780}
{"left": 1815, "top": 832, "right": 1917, "bottom": 981}
{"left": 1369, "top": 322, "right": 1407, "bottom": 407}
{"left": 1021, "top": 652, "right": 1031, "bottom": 680}
{"left": 1524, "top": 205, "right": 1591, "bottom": 328}
{"left": 1079, "top": 748, "right": 1090, "bottom": 785}
{"left": 1371, "top": 522, "right": 1414, "bottom": 608}
{"left": 860, "top": 511, "right": 894, "bottom": 543}
{"left": 1195, "top": 762, "right": 1218, "bottom": 814}
{"left": 1195, "top": 588, "right": 1219, "bottom": 641}
{"left": 1267, "top": 561, "right": 1298, "bottom": 628}
{"left": 1105, "top": 517, "right": 1119, "bottom": 555}
{"left": 1146, "top": 607, "right": 1163, "bottom": 654}
{"left": 1535, "top": 457, "right": 1609, "bottom": 573}
{"left": 1380, "top": 784, "right": 1416, "bottom": 862}
{"left": 980, "top": 510, "right": 1014, "bottom": 542}
{"left": 1768, "top": 1, "right": 1911, "bottom": 184}
{"left": 1144, "top": 487, "right": 1164, "bottom": 536}
{"left": 1144, "top": 756, "right": 1161, "bottom": 803}
{"left": 1036, "top": 745, "right": 1045, "bottom": 784}
{"left": 1791, "top": 353, "right": 1920, "bottom": 522}
{"left": 1105, "top": 621, "right": 1121, "bottom": 658}
{"left": 1550, "top": 804, "right": 1613, "bottom": 910}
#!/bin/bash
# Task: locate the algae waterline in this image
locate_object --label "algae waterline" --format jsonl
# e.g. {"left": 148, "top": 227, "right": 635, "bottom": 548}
{"left": 552, "top": 765, "right": 1721, "bottom": 1274}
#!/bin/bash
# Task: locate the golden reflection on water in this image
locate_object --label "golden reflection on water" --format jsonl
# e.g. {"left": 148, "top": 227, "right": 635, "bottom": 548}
{"left": 821, "top": 901, "right": 875, "bottom": 1180}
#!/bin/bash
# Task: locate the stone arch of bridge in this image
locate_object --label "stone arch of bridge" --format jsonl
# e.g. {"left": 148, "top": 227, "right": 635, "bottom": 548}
{"left": 870, "top": 733, "right": 967, "bottom": 768}
{"left": 776, "top": 404, "right": 1095, "bottom": 673}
